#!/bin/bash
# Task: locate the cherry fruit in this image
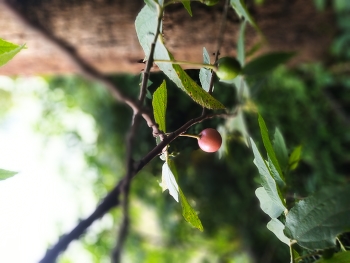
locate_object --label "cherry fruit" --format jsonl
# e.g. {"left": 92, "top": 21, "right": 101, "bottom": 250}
{"left": 216, "top": 57, "right": 241, "bottom": 80}
{"left": 198, "top": 128, "right": 222, "bottom": 153}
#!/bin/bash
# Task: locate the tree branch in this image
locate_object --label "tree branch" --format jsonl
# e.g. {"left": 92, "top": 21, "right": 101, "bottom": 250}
{"left": 38, "top": 110, "right": 232, "bottom": 263}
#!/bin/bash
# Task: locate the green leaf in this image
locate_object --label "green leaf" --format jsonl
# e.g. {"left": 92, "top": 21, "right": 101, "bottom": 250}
{"left": 160, "top": 162, "right": 179, "bottom": 202}
{"left": 284, "top": 185, "right": 350, "bottom": 250}
{"left": 266, "top": 218, "right": 290, "bottom": 245}
{"left": 0, "top": 169, "right": 17, "bottom": 180}
{"left": 255, "top": 187, "right": 285, "bottom": 218}
{"left": 181, "top": 1, "right": 192, "bottom": 16}
{"left": 168, "top": 159, "right": 203, "bottom": 231}
{"left": 0, "top": 39, "right": 26, "bottom": 67}
{"left": 152, "top": 80, "right": 167, "bottom": 132}
{"left": 242, "top": 52, "right": 295, "bottom": 76}
{"left": 273, "top": 128, "right": 288, "bottom": 172}
{"left": 179, "top": 189, "right": 204, "bottom": 231}
{"left": 172, "top": 63, "right": 225, "bottom": 109}
{"left": 237, "top": 21, "right": 247, "bottom": 66}
{"left": 135, "top": 6, "right": 225, "bottom": 109}
{"left": 250, "top": 138, "right": 286, "bottom": 215}
{"left": 315, "top": 251, "right": 350, "bottom": 263}
{"left": 199, "top": 47, "right": 212, "bottom": 92}
{"left": 258, "top": 114, "right": 285, "bottom": 184}
{"left": 289, "top": 145, "right": 302, "bottom": 171}
{"left": 230, "top": 0, "right": 259, "bottom": 31}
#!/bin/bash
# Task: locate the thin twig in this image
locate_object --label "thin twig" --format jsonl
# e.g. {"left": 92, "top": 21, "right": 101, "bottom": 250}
{"left": 111, "top": 6, "right": 165, "bottom": 262}
{"left": 208, "top": 0, "right": 230, "bottom": 95}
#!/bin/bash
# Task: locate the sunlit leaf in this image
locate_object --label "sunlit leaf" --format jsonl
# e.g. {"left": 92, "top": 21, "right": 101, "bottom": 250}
{"left": 273, "top": 128, "right": 288, "bottom": 172}
{"left": 250, "top": 138, "right": 286, "bottom": 214}
{"left": 255, "top": 187, "right": 285, "bottom": 218}
{"left": 237, "top": 21, "right": 247, "bottom": 65}
{"left": 284, "top": 184, "right": 350, "bottom": 250}
{"left": 160, "top": 162, "right": 179, "bottom": 202}
{"left": 199, "top": 47, "right": 212, "bottom": 92}
{"left": 289, "top": 145, "right": 302, "bottom": 171}
{"left": 315, "top": 251, "right": 350, "bottom": 263}
{"left": 230, "top": 0, "right": 259, "bottom": 31}
{"left": 0, "top": 39, "right": 26, "bottom": 67}
{"left": 168, "top": 159, "right": 203, "bottom": 231}
{"left": 152, "top": 80, "right": 167, "bottom": 132}
{"left": 179, "top": 189, "right": 203, "bottom": 231}
{"left": 135, "top": 6, "right": 225, "bottom": 109}
{"left": 258, "top": 114, "right": 284, "bottom": 184}
{"left": 181, "top": 0, "right": 192, "bottom": 16}
{"left": 242, "top": 52, "right": 295, "bottom": 76}
{"left": 266, "top": 218, "right": 289, "bottom": 245}
{"left": 0, "top": 169, "right": 17, "bottom": 180}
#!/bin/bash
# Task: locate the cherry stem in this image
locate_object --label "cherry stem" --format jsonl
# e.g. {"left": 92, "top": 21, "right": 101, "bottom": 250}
{"left": 180, "top": 133, "right": 201, "bottom": 140}
{"left": 153, "top": 59, "right": 217, "bottom": 70}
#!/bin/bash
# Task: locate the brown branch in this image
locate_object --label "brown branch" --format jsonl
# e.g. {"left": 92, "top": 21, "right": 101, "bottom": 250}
{"left": 111, "top": 6, "right": 165, "bottom": 262}
{"left": 208, "top": 0, "right": 230, "bottom": 95}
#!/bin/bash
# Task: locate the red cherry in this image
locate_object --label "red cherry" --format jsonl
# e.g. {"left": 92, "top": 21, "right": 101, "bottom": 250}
{"left": 198, "top": 128, "right": 222, "bottom": 153}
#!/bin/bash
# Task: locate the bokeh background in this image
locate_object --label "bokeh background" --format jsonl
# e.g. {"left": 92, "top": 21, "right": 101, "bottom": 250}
{"left": 0, "top": 0, "right": 350, "bottom": 262}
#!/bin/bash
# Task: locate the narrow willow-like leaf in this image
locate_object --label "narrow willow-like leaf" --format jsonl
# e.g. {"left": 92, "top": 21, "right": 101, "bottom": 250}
{"left": 199, "top": 47, "right": 212, "bottom": 92}
{"left": 152, "top": 80, "right": 167, "bottom": 132}
{"left": 315, "top": 251, "right": 350, "bottom": 263}
{"left": 161, "top": 162, "right": 179, "bottom": 202}
{"left": 273, "top": 128, "right": 288, "bottom": 172}
{"left": 0, "top": 169, "right": 17, "bottom": 180}
{"left": 135, "top": 6, "right": 225, "bottom": 109}
{"left": 168, "top": 159, "right": 203, "bottom": 231}
{"left": 230, "top": 0, "right": 259, "bottom": 31}
{"left": 181, "top": 0, "right": 192, "bottom": 16}
{"left": 179, "top": 189, "right": 204, "bottom": 231}
{"left": 289, "top": 145, "right": 302, "bottom": 171}
{"left": 266, "top": 218, "right": 289, "bottom": 245}
{"left": 250, "top": 138, "right": 286, "bottom": 214}
{"left": 258, "top": 114, "right": 285, "bottom": 183}
{"left": 242, "top": 52, "right": 295, "bottom": 76}
{"left": 284, "top": 185, "right": 350, "bottom": 250}
{"left": 255, "top": 187, "right": 285, "bottom": 218}
{"left": 171, "top": 59, "right": 224, "bottom": 109}
{"left": 237, "top": 20, "right": 247, "bottom": 66}
{"left": 0, "top": 39, "right": 26, "bottom": 67}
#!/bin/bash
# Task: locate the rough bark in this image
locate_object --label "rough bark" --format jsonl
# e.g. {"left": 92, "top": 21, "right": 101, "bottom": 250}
{"left": 0, "top": 0, "right": 335, "bottom": 75}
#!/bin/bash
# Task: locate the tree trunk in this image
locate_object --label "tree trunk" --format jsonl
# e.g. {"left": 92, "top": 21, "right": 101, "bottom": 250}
{"left": 0, "top": 0, "right": 335, "bottom": 75}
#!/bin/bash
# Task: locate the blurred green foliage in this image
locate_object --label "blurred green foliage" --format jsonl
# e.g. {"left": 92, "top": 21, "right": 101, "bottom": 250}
{"left": 32, "top": 2, "right": 350, "bottom": 262}
{"left": 37, "top": 56, "right": 350, "bottom": 262}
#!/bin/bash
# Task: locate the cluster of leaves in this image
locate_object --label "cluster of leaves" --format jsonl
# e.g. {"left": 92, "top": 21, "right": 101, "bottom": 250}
{"left": 251, "top": 114, "right": 350, "bottom": 262}
{"left": 137, "top": 1, "right": 350, "bottom": 262}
